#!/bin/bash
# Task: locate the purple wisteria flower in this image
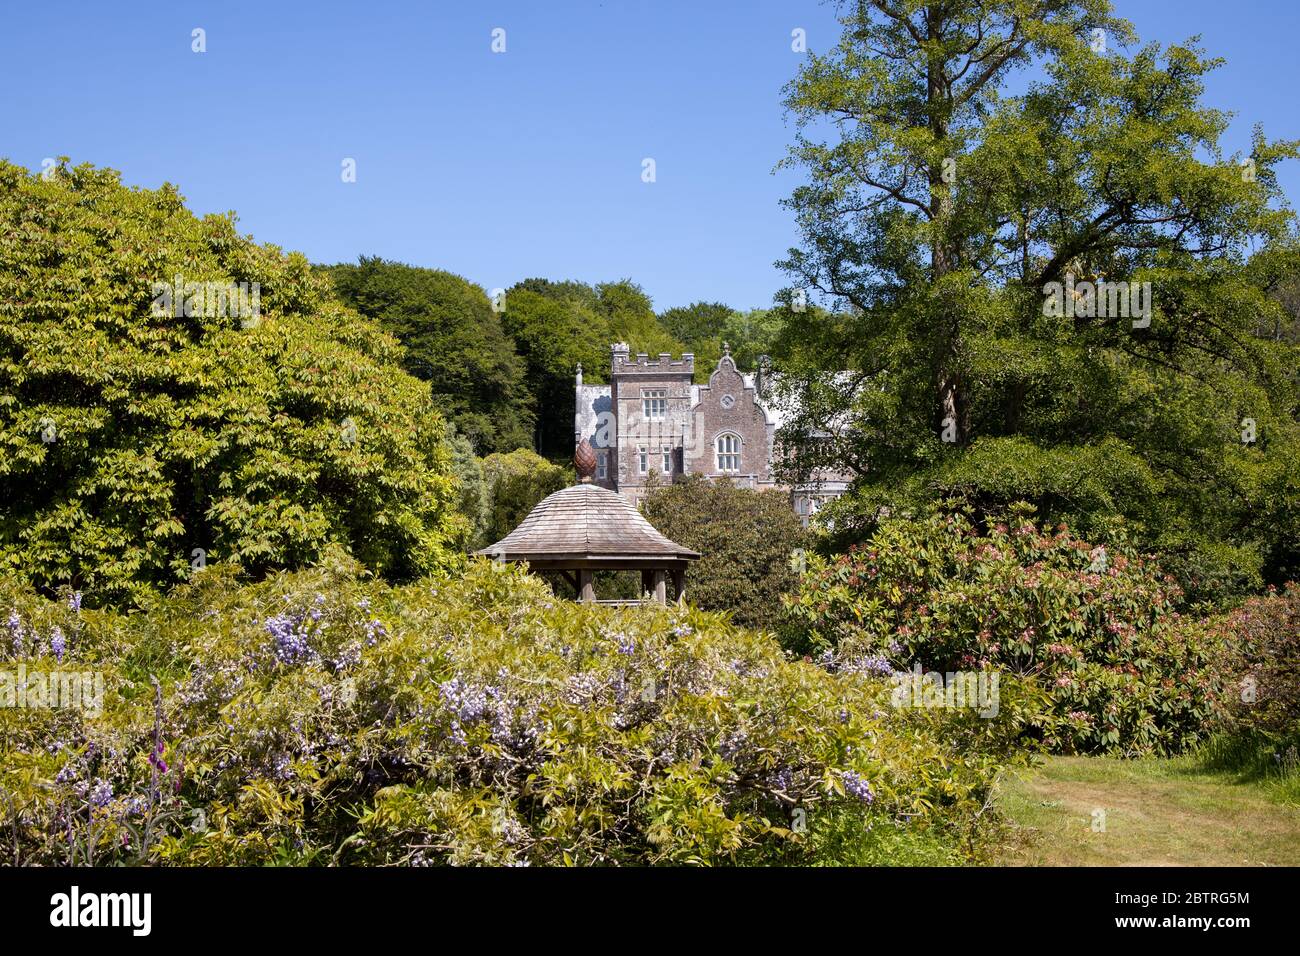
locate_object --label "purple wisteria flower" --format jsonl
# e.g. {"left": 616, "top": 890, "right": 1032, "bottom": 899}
{"left": 718, "top": 729, "right": 748, "bottom": 760}
{"left": 68, "top": 591, "right": 83, "bottom": 614}
{"left": 265, "top": 611, "right": 314, "bottom": 664}
{"left": 440, "top": 677, "right": 492, "bottom": 724}
{"left": 768, "top": 768, "right": 795, "bottom": 792}
{"left": 363, "top": 617, "right": 386, "bottom": 646}
{"left": 439, "top": 677, "right": 540, "bottom": 753}
{"left": 89, "top": 779, "right": 113, "bottom": 808}
{"left": 7, "top": 608, "right": 21, "bottom": 655}
{"left": 670, "top": 623, "right": 693, "bottom": 638}
{"left": 50, "top": 627, "right": 66, "bottom": 663}
{"left": 840, "top": 770, "right": 874, "bottom": 803}
{"left": 823, "top": 651, "right": 894, "bottom": 678}
{"left": 614, "top": 632, "right": 635, "bottom": 655}
{"left": 563, "top": 672, "right": 601, "bottom": 705}
{"left": 850, "top": 655, "right": 894, "bottom": 678}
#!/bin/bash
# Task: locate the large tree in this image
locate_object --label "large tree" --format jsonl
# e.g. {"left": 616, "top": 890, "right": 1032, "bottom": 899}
{"left": 776, "top": 0, "right": 1300, "bottom": 601}
{"left": 0, "top": 161, "right": 461, "bottom": 604}
{"left": 504, "top": 278, "right": 687, "bottom": 456}
{"left": 323, "top": 258, "right": 534, "bottom": 454}
{"left": 658, "top": 302, "right": 791, "bottom": 378}
{"left": 500, "top": 286, "right": 611, "bottom": 457}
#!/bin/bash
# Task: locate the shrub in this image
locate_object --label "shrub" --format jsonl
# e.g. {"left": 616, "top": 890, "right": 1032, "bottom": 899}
{"left": 445, "top": 427, "right": 490, "bottom": 551}
{"left": 480, "top": 448, "right": 569, "bottom": 545}
{"left": 1215, "top": 584, "right": 1300, "bottom": 741}
{"left": 785, "top": 506, "right": 1227, "bottom": 756}
{"left": 0, "top": 161, "right": 460, "bottom": 605}
{"left": 0, "top": 559, "right": 1028, "bottom": 866}
{"left": 641, "top": 476, "right": 808, "bottom": 632}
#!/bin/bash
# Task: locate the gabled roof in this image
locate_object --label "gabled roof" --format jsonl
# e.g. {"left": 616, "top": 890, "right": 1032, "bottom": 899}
{"left": 476, "top": 482, "right": 700, "bottom": 562}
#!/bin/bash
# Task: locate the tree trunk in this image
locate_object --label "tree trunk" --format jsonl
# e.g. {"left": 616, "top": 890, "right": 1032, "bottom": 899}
{"left": 928, "top": 8, "right": 966, "bottom": 447}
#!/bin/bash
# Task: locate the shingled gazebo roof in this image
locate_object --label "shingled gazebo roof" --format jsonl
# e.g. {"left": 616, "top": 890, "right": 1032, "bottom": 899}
{"left": 478, "top": 482, "right": 700, "bottom": 568}
{"left": 474, "top": 439, "right": 699, "bottom": 604}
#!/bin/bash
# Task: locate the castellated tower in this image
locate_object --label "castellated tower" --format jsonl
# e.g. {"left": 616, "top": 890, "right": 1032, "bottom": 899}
{"left": 609, "top": 344, "right": 694, "bottom": 503}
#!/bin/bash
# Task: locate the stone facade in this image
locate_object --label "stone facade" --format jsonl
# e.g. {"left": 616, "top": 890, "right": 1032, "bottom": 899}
{"left": 575, "top": 343, "right": 851, "bottom": 521}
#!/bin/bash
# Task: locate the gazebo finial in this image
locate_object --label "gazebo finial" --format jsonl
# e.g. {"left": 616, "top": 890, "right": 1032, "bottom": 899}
{"left": 574, "top": 438, "right": 597, "bottom": 483}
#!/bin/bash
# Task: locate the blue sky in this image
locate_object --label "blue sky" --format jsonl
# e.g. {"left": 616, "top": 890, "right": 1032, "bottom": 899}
{"left": 2, "top": 0, "right": 1297, "bottom": 311}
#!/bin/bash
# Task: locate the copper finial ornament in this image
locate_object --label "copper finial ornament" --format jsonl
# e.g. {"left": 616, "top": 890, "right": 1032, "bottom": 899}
{"left": 574, "top": 438, "right": 597, "bottom": 482}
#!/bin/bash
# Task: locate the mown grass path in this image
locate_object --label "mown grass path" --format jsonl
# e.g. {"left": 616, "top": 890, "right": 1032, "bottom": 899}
{"left": 994, "top": 755, "right": 1300, "bottom": 866}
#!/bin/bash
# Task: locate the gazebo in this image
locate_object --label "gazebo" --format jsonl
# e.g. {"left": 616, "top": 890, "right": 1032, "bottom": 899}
{"left": 476, "top": 440, "right": 700, "bottom": 604}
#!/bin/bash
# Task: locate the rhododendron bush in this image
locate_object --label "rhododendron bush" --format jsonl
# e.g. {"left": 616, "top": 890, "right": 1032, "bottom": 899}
{"left": 0, "top": 557, "right": 1032, "bottom": 866}
{"left": 1216, "top": 584, "right": 1300, "bottom": 741}
{"left": 786, "top": 507, "right": 1228, "bottom": 756}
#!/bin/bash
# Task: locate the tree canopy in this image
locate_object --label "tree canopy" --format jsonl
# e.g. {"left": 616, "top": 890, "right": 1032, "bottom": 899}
{"left": 322, "top": 258, "right": 534, "bottom": 454}
{"left": 656, "top": 302, "right": 787, "bottom": 378}
{"left": 0, "top": 161, "right": 461, "bottom": 604}
{"left": 775, "top": 0, "right": 1300, "bottom": 603}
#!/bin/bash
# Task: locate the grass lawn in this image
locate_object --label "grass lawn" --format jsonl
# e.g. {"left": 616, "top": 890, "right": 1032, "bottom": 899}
{"left": 993, "top": 754, "right": 1300, "bottom": 866}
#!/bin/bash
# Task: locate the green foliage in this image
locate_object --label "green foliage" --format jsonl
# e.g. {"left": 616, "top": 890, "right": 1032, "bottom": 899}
{"left": 659, "top": 301, "right": 734, "bottom": 349}
{"left": 1213, "top": 584, "right": 1300, "bottom": 741}
{"left": 776, "top": 2, "right": 1300, "bottom": 604}
{"left": 0, "top": 161, "right": 460, "bottom": 605}
{"left": 445, "top": 427, "right": 490, "bottom": 551}
{"left": 0, "top": 559, "right": 1029, "bottom": 866}
{"left": 480, "top": 448, "right": 569, "bottom": 546}
{"left": 500, "top": 287, "right": 610, "bottom": 457}
{"left": 642, "top": 476, "right": 808, "bottom": 633}
{"left": 506, "top": 279, "right": 686, "bottom": 455}
{"left": 786, "top": 506, "right": 1228, "bottom": 756}
{"left": 594, "top": 279, "right": 682, "bottom": 357}
{"left": 659, "top": 302, "right": 787, "bottom": 378}
{"left": 658, "top": 300, "right": 733, "bottom": 374}
{"left": 321, "top": 257, "right": 534, "bottom": 454}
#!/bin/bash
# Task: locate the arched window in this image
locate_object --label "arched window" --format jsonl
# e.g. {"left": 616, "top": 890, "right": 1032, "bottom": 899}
{"left": 715, "top": 433, "right": 740, "bottom": 473}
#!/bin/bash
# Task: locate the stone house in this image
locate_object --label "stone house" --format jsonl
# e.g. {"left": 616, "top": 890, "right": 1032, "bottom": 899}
{"left": 574, "top": 342, "right": 851, "bottom": 522}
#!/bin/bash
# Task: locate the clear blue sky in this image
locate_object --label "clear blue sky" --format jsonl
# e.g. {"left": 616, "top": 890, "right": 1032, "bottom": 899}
{"left": 2, "top": 0, "right": 1296, "bottom": 311}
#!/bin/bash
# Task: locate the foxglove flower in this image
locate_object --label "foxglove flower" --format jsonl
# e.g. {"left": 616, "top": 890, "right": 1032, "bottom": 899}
{"left": 148, "top": 742, "right": 168, "bottom": 774}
